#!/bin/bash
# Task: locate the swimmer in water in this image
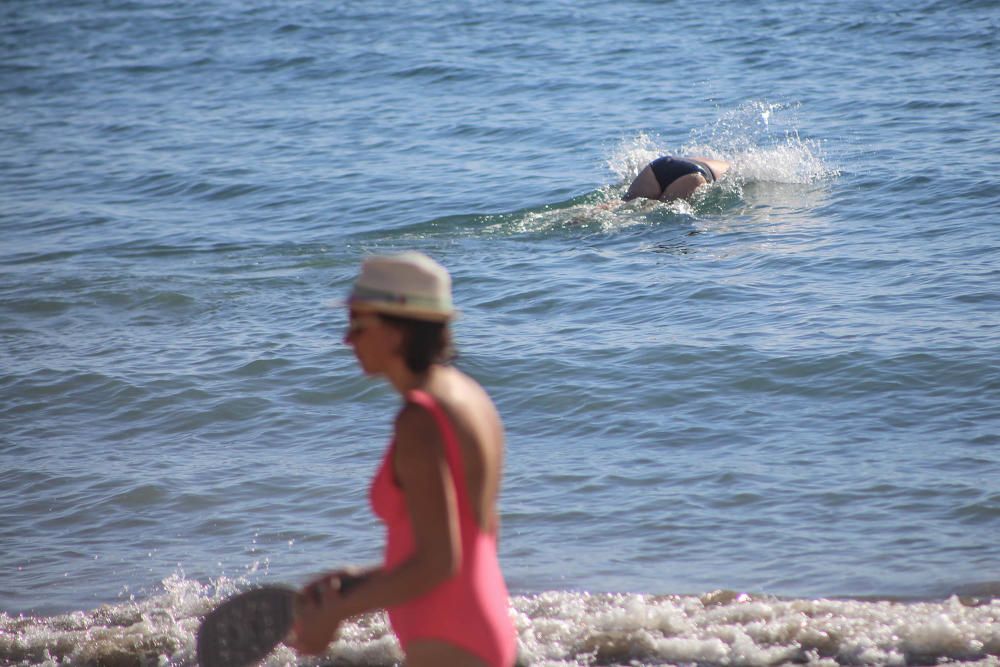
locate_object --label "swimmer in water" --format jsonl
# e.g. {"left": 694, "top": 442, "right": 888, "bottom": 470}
{"left": 623, "top": 155, "right": 731, "bottom": 201}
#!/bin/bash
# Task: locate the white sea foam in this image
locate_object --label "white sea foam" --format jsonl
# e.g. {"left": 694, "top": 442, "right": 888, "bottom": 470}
{"left": 3, "top": 576, "right": 997, "bottom": 666}
{"left": 513, "top": 590, "right": 999, "bottom": 666}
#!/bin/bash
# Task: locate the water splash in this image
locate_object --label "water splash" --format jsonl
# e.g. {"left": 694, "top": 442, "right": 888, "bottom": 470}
{"left": 477, "top": 188, "right": 696, "bottom": 237}
{"left": 607, "top": 100, "right": 840, "bottom": 187}
{"left": 376, "top": 101, "right": 837, "bottom": 239}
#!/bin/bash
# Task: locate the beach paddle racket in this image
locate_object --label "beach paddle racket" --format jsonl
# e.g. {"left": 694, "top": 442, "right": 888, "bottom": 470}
{"left": 197, "top": 585, "right": 296, "bottom": 667}
{"left": 196, "top": 575, "right": 363, "bottom": 667}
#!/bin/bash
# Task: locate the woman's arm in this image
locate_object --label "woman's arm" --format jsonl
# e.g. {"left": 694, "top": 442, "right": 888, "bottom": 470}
{"left": 292, "top": 403, "right": 462, "bottom": 654}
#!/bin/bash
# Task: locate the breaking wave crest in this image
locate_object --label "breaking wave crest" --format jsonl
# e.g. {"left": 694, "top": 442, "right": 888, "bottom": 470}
{"left": 3, "top": 574, "right": 997, "bottom": 666}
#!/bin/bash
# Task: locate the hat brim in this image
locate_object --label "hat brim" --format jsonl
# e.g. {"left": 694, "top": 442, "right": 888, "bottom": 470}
{"left": 325, "top": 297, "right": 457, "bottom": 322}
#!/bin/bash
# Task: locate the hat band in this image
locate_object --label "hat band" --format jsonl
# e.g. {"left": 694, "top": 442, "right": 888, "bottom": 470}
{"left": 349, "top": 285, "right": 451, "bottom": 312}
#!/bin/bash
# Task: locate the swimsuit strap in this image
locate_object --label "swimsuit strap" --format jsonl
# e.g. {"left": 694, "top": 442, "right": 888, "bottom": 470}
{"left": 404, "top": 390, "right": 473, "bottom": 516}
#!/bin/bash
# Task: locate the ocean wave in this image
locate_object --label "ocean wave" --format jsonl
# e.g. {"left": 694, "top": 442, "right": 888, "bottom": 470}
{"left": 2, "top": 576, "right": 997, "bottom": 666}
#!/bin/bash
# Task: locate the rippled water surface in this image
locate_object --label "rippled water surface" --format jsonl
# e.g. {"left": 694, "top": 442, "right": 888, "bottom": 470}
{"left": 2, "top": 0, "right": 999, "bottom": 664}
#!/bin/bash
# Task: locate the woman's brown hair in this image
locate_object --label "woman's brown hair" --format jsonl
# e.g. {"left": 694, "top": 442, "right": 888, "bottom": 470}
{"left": 378, "top": 314, "right": 457, "bottom": 373}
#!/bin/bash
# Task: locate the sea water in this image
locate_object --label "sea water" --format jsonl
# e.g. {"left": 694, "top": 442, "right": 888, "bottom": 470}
{"left": 1, "top": 0, "right": 998, "bottom": 665}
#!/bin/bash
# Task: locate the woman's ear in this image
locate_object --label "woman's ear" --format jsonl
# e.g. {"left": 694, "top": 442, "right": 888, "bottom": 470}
{"left": 383, "top": 321, "right": 407, "bottom": 356}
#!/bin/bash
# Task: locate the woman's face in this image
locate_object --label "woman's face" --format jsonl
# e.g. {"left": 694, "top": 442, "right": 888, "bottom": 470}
{"left": 344, "top": 309, "right": 399, "bottom": 374}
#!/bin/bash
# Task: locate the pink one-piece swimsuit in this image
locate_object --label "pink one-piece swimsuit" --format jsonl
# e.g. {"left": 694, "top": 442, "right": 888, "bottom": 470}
{"left": 369, "top": 390, "right": 517, "bottom": 667}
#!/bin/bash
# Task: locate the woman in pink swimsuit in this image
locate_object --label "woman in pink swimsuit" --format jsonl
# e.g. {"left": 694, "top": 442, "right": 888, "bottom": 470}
{"left": 291, "top": 252, "right": 517, "bottom": 667}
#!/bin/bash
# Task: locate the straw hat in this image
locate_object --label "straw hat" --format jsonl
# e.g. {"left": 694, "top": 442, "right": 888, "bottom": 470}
{"left": 343, "top": 252, "right": 455, "bottom": 322}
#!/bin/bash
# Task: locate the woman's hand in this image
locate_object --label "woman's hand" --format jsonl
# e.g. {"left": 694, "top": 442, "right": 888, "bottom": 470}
{"left": 286, "top": 571, "right": 356, "bottom": 655}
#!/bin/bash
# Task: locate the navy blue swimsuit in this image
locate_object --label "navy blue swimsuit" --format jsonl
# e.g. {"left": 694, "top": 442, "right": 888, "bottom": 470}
{"left": 650, "top": 156, "right": 715, "bottom": 191}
